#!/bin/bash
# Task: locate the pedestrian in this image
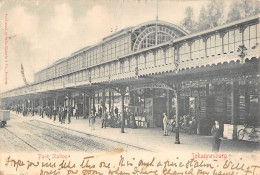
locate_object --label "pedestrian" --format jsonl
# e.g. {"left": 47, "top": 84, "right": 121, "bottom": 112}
{"left": 130, "top": 112, "right": 136, "bottom": 129}
{"left": 53, "top": 107, "right": 56, "bottom": 122}
{"left": 115, "top": 106, "right": 118, "bottom": 118}
{"left": 50, "top": 106, "right": 52, "bottom": 119}
{"left": 75, "top": 105, "right": 79, "bottom": 120}
{"left": 62, "top": 107, "right": 67, "bottom": 124}
{"left": 68, "top": 106, "right": 72, "bottom": 124}
{"left": 58, "top": 106, "right": 62, "bottom": 122}
{"left": 90, "top": 112, "right": 95, "bottom": 130}
{"left": 101, "top": 112, "right": 108, "bottom": 128}
{"left": 41, "top": 107, "right": 44, "bottom": 118}
{"left": 32, "top": 107, "right": 34, "bottom": 116}
{"left": 93, "top": 106, "right": 96, "bottom": 116}
{"left": 211, "top": 120, "right": 221, "bottom": 152}
{"left": 163, "top": 112, "right": 168, "bottom": 136}
{"left": 99, "top": 106, "right": 102, "bottom": 118}
{"left": 188, "top": 117, "right": 197, "bottom": 134}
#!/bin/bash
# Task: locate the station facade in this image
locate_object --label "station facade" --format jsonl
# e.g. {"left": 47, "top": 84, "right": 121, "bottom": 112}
{"left": 1, "top": 16, "right": 259, "bottom": 139}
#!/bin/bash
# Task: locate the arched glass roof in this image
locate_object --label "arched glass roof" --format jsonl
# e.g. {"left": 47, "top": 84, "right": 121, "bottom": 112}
{"left": 131, "top": 20, "right": 188, "bottom": 51}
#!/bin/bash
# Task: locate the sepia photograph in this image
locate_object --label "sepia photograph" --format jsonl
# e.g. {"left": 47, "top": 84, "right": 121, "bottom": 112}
{"left": 0, "top": 0, "right": 259, "bottom": 174}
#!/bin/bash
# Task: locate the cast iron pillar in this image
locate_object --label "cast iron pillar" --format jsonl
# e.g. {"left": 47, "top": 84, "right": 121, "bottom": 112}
{"left": 92, "top": 94, "right": 95, "bottom": 115}
{"left": 89, "top": 94, "right": 92, "bottom": 117}
{"left": 166, "top": 89, "right": 170, "bottom": 117}
{"left": 175, "top": 83, "right": 180, "bottom": 144}
{"left": 245, "top": 80, "right": 250, "bottom": 122}
{"left": 120, "top": 87, "right": 126, "bottom": 133}
{"left": 102, "top": 91, "right": 106, "bottom": 114}
{"left": 109, "top": 91, "right": 111, "bottom": 113}
{"left": 231, "top": 81, "right": 239, "bottom": 140}
{"left": 83, "top": 92, "right": 86, "bottom": 118}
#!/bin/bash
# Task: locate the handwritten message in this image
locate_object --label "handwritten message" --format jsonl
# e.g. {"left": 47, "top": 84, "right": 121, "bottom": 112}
{"left": 1, "top": 152, "right": 260, "bottom": 175}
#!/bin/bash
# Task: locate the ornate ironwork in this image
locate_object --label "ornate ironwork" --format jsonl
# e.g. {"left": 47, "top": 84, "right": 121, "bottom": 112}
{"left": 237, "top": 45, "right": 247, "bottom": 64}
{"left": 128, "top": 82, "right": 175, "bottom": 92}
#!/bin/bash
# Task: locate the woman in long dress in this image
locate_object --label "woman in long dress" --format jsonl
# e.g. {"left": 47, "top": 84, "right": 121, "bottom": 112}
{"left": 90, "top": 112, "right": 95, "bottom": 130}
{"left": 211, "top": 120, "right": 221, "bottom": 152}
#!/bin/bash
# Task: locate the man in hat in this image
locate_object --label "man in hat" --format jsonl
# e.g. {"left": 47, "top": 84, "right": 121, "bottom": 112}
{"left": 163, "top": 112, "right": 168, "bottom": 136}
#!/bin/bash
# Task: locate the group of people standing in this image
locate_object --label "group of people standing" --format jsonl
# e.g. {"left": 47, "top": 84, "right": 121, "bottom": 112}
{"left": 162, "top": 112, "right": 222, "bottom": 152}
{"left": 13, "top": 104, "right": 79, "bottom": 124}
{"left": 162, "top": 114, "right": 198, "bottom": 135}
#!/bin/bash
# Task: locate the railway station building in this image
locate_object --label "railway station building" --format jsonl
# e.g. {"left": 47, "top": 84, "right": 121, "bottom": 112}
{"left": 1, "top": 15, "right": 259, "bottom": 141}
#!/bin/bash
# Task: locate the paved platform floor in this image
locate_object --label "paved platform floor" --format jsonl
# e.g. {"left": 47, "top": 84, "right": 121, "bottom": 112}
{"left": 13, "top": 112, "right": 260, "bottom": 153}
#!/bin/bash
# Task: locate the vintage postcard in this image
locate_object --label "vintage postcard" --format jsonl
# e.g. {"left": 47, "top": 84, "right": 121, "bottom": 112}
{"left": 0, "top": 0, "right": 259, "bottom": 174}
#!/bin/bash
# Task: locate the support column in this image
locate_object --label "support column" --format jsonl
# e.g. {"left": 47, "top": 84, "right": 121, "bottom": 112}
{"left": 40, "top": 97, "right": 44, "bottom": 117}
{"left": 83, "top": 93, "right": 86, "bottom": 119}
{"left": 92, "top": 94, "right": 95, "bottom": 115}
{"left": 102, "top": 91, "right": 106, "bottom": 114}
{"left": 166, "top": 89, "right": 170, "bottom": 117}
{"left": 245, "top": 80, "right": 250, "bottom": 122}
{"left": 53, "top": 95, "right": 57, "bottom": 109}
{"left": 32, "top": 98, "right": 35, "bottom": 116}
{"left": 121, "top": 93, "right": 125, "bottom": 133}
{"left": 258, "top": 78, "right": 260, "bottom": 125}
{"left": 112, "top": 92, "right": 115, "bottom": 108}
{"left": 175, "top": 83, "right": 180, "bottom": 144}
{"left": 119, "top": 87, "right": 126, "bottom": 133}
{"left": 197, "top": 88, "right": 201, "bottom": 135}
{"left": 46, "top": 97, "right": 48, "bottom": 107}
{"left": 223, "top": 83, "right": 227, "bottom": 124}
{"left": 88, "top": 95, "right": 91, "bottom": 117}
{"left": 231, "top": 81, "right": 239, "bottom": 140}
{"left": 109, "top": 91, "right": 111, "bottom": 113}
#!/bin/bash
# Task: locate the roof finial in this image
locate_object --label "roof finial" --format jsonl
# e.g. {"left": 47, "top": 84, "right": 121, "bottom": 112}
{"left": 156, "top": 0, "right": 158, "bottom": 21}
{"left": 155, "top": 0, "right": 159, "bottom": 45}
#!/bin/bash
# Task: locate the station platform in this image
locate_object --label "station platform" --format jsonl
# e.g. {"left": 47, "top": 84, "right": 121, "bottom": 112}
{"left": 13, "top": 112, "right": 260, "bottom": 153}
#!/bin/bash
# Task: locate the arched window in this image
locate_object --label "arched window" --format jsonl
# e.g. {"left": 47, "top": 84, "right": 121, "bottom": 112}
{"left": 133, "top": 26, "right": 177, "bottom": 51}
{"left": 115, "top": 62, "right": 120, "bottom": 74}
{"left": 191, "top": 39, "right": 199, "bottom": 59}
{"left": 124, "top": 37, "right": 129, "bottom": 55}
{"left": 100, "top": 66, "right": 104, "bottom": 78}
{"left": 110, "top": 63, "right": 114, "bottom": 75}
{"left": 104, "top": 64, "right": 109, "bottom": 77}
{"left": 116, "top": 40, "right": 120, "bottom": 57}
{"left": 244, "top": 24, "right": 258, "bottom": 49}
{"left": 130, "top": 57, "right": 136, "bottom": 72}
{"left": 103, "top": 45, "right": 108, "bottom": 61}
{"left": 166, "top": 46, "right": 174, "bottom": 64}
{"left": 112, "top": 42, "right": 116, "bottom": 59}
{"left": 215, "top": 34, "right": 222, "bottom": 55}
{"left": 108, "top": 44, "right": 112, "bottom": 60}
{"left": 224, "top": 29, "right": 242, "bottom": 53}
{"left": 206, "top": 35, "right": 215, "bottom": 56}
{"left": 156, "top": 49, "right": 164, "bottom": 66}
{"left": 111, "top": 63, "right": 115, "bottom": 75}
{"left": 123, "top": 59, "right": 129, "bottom": 73}
{"left": 179, "top": 43, "right": 190, "bottom": 62}
{"left": 139, "top": 55, "right": 145, "bottom": 69}
{"left": 97, "top": 47, "right": 102, "bottom": 63}
{"left": 146, "top": 52, "right": 154, "bottom": 68}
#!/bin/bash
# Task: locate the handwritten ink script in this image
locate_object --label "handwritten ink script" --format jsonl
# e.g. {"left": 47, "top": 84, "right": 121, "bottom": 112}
{"left": 2, "top": 154, "right": 260, "bottom": 175}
